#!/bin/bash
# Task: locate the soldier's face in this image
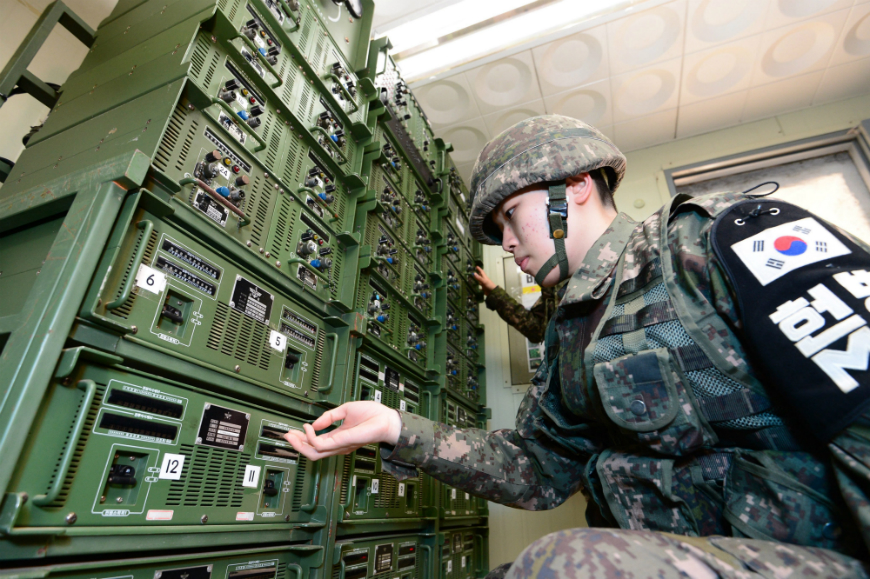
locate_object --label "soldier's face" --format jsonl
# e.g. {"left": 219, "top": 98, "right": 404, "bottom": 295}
{"left": 493, "top": 186, "right": 557, "bottom": 282}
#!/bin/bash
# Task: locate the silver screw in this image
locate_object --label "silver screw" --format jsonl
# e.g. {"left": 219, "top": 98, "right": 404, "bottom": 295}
{"left": 234, "top": 365, "right": 240, "bottom": 373}
{"left": 131, "top": 326, "right": 138, "bottom": 334}
{"left": 20, "top": 493, "right": 27, "bottom": 504}
{"left": 246, "top": 241, "right": 252, "bottom": 247}
{"left": 129, "top": 456, "right": 135, "bottom": 461}
{"left": 65, "top": 513, "right": 77, "bottom": 524}
{"left": 188, "top": 104, "right": 195, "bottom": 111}
{"left": 201, "top": 515, "right": 208, "bottom": 524}
{"left": 100, "top": 495, "right": 106, "bottom": 503}
{"left": 276, "top": 261, "right": 281, "bottom": 268}
{"left": 265, "top": 251, "right": 271, "bottom": 258}
{"left": 284, "top": 514, "right": 290, "bottom": 522}
{"left": 259, "top": 247, "right": 264, "bottom": 254}
{"left": 116, "top": 497, "right": 123, "bottom": 503}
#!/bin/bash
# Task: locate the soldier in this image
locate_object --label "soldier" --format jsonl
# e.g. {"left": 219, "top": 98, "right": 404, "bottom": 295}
{"left": 472, "top": 265, "right": 558, "bottom": 344}
{"left": 285, "top": 116, "right": 870, "bottom": 578}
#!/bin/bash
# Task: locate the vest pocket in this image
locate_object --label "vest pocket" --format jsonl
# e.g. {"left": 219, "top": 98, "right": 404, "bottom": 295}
{"left": 594, "top": 348, "right": 715, "bottom": 455}
{"left": 723, "top": 450, "right": 859, "bottom": 555}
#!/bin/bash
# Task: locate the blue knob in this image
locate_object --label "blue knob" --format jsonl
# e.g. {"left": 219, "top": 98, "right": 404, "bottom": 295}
{"left": 318, "top": 192, "right": 327, "bottom": 201}
{"left": 450, "top": 325, "right": 458, "bottom": 331}
{"left": 386, "top": 257, "right": 394, "bottom": 264}
{"left": 451, "top": 370, "right": 458, "bottom": 376}
{"left": 258, "top": 47, "right": 268, "bottom": 56}
{"left": 330, "top": 134, "right": 338, "bottom": 142}
{"left": 376, "top": 315, "right": 387, "bottom": 323}
{"left": 310, "top": 259, "right": 322, "bottom": 269}
{"left": 237, "top": 110, "right": 249, "bottom": 120}
{"left": 452, "top": 246, "right": 459, "bottom": 252}
{"left": 215, "top": 186, "right": 231, "bottom": 197}
{"left": 415, "top": 344, "right": 422, "bottom": 350}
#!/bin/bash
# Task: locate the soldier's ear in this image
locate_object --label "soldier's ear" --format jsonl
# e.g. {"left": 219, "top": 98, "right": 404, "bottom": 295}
{"left": 566, "top": 173, "right": 594, "bottom": 206}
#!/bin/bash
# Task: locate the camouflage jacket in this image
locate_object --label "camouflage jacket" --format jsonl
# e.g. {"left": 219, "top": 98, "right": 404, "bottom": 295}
{"left": 382, "top": 191, "right": 870, "bottom": 558}
{"left": 484, "top": 285, "right": 559, "bottom": 344}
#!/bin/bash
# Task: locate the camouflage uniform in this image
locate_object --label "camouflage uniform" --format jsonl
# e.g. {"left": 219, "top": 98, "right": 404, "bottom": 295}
{"left": 484, "top": 284, "right": 559, "bottom": 344}
{"left": 379, "top": 116, "right": 870, "bottom": 577}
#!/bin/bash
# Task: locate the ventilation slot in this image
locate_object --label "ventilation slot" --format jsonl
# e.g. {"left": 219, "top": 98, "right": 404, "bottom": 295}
{"left": 339, "top": 454, "right": 352, "bottom": 507}
{"left": 270, "top": 197, "right": 292, "bottom": 256}
{"left": 176, "top": 117, "right": 198, "bottom": 172}
{"left": 202, "top": 45, "right": 220, "bottom": 89}
{"left": 166, "top": 444, "right": 247, "bottom": 507}
{"left": 189, "top": 35, "right": 209, "bottom": 80}
{"left": 311, "top": 330, "right": 323, "bottom": 391}
{"left": 374, "top": 474, "right": 397, "bottom": 509}
{"left": 109, "top": 228, "right": 158, "bottom": 320}
{"left": 45, "top": 383, "right": 105, "bottom": 507}
{"left": 263, "top": 115, "right": 278, "bottom": 169}
{"left": 282, "top": 134, "right": 301, "bottom": 183}
{"left": 291, "top": 457, "right": 307, "bottom": 511}
{"left": 329, "top": 248, "right": 343, "bottom": 301}
{"left": 153, "top": 103, "right": 184, "bottom": 172}
{"left": 249, "top": 176, "right": 270, "bottom": 246}
{"left": 298, "top": 83, "right": 312, "bottom": 123}
{"left": 281, "top": 66, "right": 299, "bottom": 105}
{"left": 298, "top": 11, "right": 313, "bottom": 54}
{"left": 207, "top": 302, "right": 271, "bottom": 370}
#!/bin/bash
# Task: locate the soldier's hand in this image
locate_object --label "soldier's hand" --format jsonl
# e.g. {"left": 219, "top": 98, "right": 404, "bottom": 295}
{"left": 282, "top": 401, "right": 402, "bottom": 460}
{"left": 473, "top": 266, "right": 497, "bottom": 295}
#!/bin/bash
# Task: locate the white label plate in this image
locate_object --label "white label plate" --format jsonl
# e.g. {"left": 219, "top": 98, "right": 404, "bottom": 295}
{"left": 269, "top": 330, "right": 287, "bottom": 352}
{"left": 135, "top": 264, "right": 167, "bottom": 294}
{"left": 158, "top": 453, "right": 185, "bottom": 480}
{"left": 243, "top": 464, "right": 261, "bottom": 488}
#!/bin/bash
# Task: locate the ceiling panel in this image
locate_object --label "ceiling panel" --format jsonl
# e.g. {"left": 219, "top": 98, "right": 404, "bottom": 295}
{"left": 408, "top": 0, "right": 870, "bottom": 167}
{"left": 532, "top": 25, "right": 610, "bottom": 96}
{"left": 466, "top": 51, "right": 542, "bottom": 116}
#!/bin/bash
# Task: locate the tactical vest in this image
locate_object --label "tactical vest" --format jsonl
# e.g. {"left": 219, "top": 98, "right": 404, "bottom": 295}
{"left": 555, "top": 193, "right": 862, "bottom": 556}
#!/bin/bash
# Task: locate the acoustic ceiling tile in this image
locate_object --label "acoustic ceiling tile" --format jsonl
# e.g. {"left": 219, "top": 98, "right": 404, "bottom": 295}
{"left": 684, "top": 0, "right": 769, "bottom": 54}
{"left": 414, "top": 73, "right": 481, "bottom": 129}
{"left": 466, "top": 51, "right": 543, "bottom": 116}
{"left": 612, "top": 108, "right": 678, "bottom": 152}
{"left": 611, "top": 57, "right": 682, "bottom": 123}
{"left": 751, "top": 6, "right": 850, "bottom": 85}
{"left": 828, "top": 2, "right": 870, "bottom": 66}
{"left": 532, "top": 25, "right": 610, "bottom": 96}
{"left": 764, "top": 0, "right": 854, "bottom": 31}
{"left": 814, "top": 55, "right": 870, "bottom": 103}
{"left": 676, "top": 90, "right": 748, "bottom": 138}
{"left": 598, "top": 124, "right": 616, "bottom": 142}
{"left": 743, "top": 70, "right": 824, "bottom": 121}
{"left": 680, "top": 35, "right": 761, "bottom": 105}
{"left": 607, "top": 0, "right": 687, "bottom": 75}
{"left": 482, "top": 100, "right": 547, "bottom": 137}
{"left": 542, "top": 79, "right": 613, "bottom": 127}
{"left": 440, "top": 117, "right": 492, "bottom": 166}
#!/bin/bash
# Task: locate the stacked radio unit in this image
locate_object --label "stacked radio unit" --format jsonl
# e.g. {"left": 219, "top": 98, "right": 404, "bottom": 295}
{"left": 0, "top": 2, "right": 489, "bottom": 578}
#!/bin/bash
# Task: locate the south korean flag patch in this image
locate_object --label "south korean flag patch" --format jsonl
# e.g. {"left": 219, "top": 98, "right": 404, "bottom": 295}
{"left": 730, "top": 217, "right": 851, "bottom": 285}
{"left": 712, "top": 199, "right": 870, "bottom": 441}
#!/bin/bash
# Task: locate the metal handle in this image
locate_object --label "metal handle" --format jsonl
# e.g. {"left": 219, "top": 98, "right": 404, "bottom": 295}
{"left": 275, "top": 0, "right": 301, "bottom": 30}
{"left": 106, "top": 220, "right": 153, "bottom": 310}
{"left": 423, "top": 390, "right": 432, "bottom": 419}
{"left": 300, "top": 467, "right": 320, "bottom": 513}
{"left": 210, "top": 98, "right": 267, "bottom": 152}
{"left": 420, "top": 544, "right": 433, "bottom": 579}
{"left": 309, "top": 126, "right": 348, "bottom": 165}
{"left": 33, "top": 379, "right": 97, "bottom": 506}
{"left": 322, "top": 73, "right": 359, "bottom": 113}
{"left": 286, "top": 564, "right": 302, "bottom": 579}
{"left": 231, "top": 34, "right": 283, "bottom": 89}
{"left": 317, "top": 332, "right": 339, "bottom": 393}
{"left": 178, "top": 178, "right": 251, "bottom": 225}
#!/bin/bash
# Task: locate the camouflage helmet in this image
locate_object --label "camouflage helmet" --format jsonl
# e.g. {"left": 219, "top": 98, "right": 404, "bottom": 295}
{"left": 468, "top": 115, "right": 626, "bottom": 246}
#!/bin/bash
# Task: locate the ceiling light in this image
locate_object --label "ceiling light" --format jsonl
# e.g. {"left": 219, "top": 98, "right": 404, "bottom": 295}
{"left": 376, "top": 0, "right": 541, "bottom": 54}
{"left": 398, "top": 0, "right": 631, "bottom": 81}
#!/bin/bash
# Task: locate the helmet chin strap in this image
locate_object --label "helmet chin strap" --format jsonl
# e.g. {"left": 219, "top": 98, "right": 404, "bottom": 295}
{"left": 533, "top": 181, "right": 571, "bottom": 286}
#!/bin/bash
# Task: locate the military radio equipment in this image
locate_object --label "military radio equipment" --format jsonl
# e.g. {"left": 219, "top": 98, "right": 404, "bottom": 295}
{"left": 0, "top": 0, "right": 488, "bottom": 574}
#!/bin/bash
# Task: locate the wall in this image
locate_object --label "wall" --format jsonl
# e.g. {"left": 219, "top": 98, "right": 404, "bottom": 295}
{"left": 480, "top": 93, "right": 870, "bottom": 569}
{"left": 614, "top": 93, "right": 870, "bottom": 222}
